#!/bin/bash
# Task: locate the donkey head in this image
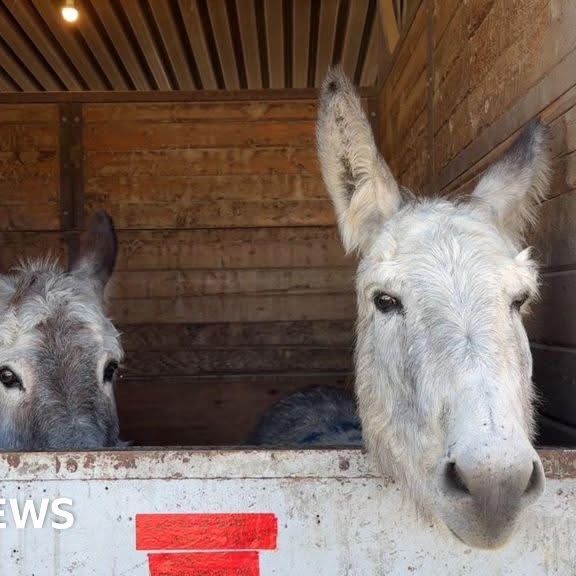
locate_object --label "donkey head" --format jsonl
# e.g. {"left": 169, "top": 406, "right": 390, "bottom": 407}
{"left": 317, "top": 68, "right": 550, "bottom": 548}
{"left": 0, "top": 211, "right": 123, "bottom": 450}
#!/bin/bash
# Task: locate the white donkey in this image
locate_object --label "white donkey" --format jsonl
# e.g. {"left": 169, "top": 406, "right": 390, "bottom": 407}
{"left": 251, "top": 68, "right": 552, "bottom": 549}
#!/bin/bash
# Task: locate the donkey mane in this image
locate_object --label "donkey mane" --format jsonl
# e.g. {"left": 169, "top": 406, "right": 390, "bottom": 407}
{"left": 0, "top": 256, "right": 120, "bottom": 347}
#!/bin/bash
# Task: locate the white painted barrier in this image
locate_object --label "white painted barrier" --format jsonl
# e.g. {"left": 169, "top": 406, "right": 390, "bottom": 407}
{"left": 0, "top": 448, "right": 574, "bottom": 575}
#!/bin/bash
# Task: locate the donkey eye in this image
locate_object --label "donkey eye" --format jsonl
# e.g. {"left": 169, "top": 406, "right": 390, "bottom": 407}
{"left": 512, "top": 293, "right": 530, "bottom": 311}
{"left": 103, "top": 361, "right": 119, "bottom": 383}
{"left": 0, "top": 367, "right": 22, "bottom": 390}
{"left": 373, "top": 292, "right": 402, "bottom": 314}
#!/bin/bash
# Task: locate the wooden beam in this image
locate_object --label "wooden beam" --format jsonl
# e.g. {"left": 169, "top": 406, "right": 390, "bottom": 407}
{"left": 95, "top": 0, "right": 149, "bottom": 90}
{"left": 0, "top": 41, "right": 37, "bottom": 91}
{"left": 235, "top": 0, "right": 262, "bottom": 89}
{"left": 0, "top": 4, "right": 60, "bottom": 90}
{"left": 32, "top": 0, "right": 107, "bottom": 91}
{"left": 264, "top": 0, "right": 284, "bottom": 88}
{"left": 9, "top": 0, "right": 82, "bottom": 91}
{"left": 0, "top": 69, "right": 17, "bottom": 92}
{"left": 76, "top": 7, "right": 129, "bottom": 90}
{"left": 315, "top": 0, "right": 340, "bottom": 87}
{"left": 179, "top": 0, "right": 218, "bottom": 90}
{"left": 148, "top": 0, "right": 195, "bottom": 90}
{"left": 379, "top": 0, "right": 400, "bottom": 53}
{"left": 341, "top": 0, "right": 370, "bottom": 79}
{"left": 207, "top": 0, "right": 240, "bottom": 89}
{"left": 59, "top": 103, "right": 84, "bottom": 234}
{"left": 292, "top": 0, "right": 311, "bottom": 88}
{"left": 0, "top": 87, "right": 376, "bottom": 104}
{"left": 360, "top": 12, "right": 380, "bottom": 86}
{"left": 121, "top": 0, "right": 171, "bottom": 90}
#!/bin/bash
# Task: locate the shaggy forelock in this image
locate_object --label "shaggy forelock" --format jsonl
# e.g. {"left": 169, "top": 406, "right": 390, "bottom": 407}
{"left": 0, "top": 258, "right": 120, "bottom": 353}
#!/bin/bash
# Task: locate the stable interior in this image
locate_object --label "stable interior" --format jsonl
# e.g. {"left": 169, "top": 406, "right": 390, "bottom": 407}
{"left": 0, "top": 0, "right": 574, "bottom": 447}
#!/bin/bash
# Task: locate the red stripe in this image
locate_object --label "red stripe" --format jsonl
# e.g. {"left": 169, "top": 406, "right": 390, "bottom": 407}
{"left": 148, "top": 552, "right": 259, "bottom": 576}
{"left": 136, "top": 514, "right": 278, "bottom": 551}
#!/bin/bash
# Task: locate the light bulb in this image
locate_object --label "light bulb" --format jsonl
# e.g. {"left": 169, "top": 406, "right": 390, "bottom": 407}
{"left": 61, "top": 3, "right": 79, "bottom": 23}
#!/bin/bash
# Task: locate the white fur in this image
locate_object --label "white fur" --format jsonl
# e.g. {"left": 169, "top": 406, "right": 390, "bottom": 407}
{"left": 317, "top": 68, "right": 551, "bottom": 549}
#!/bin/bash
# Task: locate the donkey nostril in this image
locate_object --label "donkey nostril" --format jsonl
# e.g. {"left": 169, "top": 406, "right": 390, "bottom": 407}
{"left": 444, "top": 462, "right": 470, "bottom": 496}
{"left": 524, "top": 460, "right": 545, "bottom": 497}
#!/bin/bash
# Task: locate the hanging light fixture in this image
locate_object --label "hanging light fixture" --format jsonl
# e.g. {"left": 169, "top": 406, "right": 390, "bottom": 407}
{"left": 61, "top": 0, "right": 79, "bottom": 23}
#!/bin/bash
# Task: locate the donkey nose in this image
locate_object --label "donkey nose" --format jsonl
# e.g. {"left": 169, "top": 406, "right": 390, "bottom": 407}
{"left": 443, "top": 451, "right": 545, "bottom": 511}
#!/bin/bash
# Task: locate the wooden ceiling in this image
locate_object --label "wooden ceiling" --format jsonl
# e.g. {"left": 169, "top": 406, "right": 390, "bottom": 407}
{"left": 0, "top": 0, "right": 403, "bottom": 93}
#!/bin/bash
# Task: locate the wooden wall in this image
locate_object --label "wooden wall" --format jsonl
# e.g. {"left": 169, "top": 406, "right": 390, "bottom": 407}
{"left": 378, "top": 0, "right": 576, "bottom": 444}
{"left": 0, "top": 97, "right": 362, "bottom": 446}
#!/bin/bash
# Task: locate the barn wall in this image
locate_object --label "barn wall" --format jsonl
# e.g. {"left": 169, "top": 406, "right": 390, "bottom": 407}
{"left": 378, "top": 0, "right": 576, "bottom": 443}
{"left": 0, "top": 97, "right": 362, "bottom": 446}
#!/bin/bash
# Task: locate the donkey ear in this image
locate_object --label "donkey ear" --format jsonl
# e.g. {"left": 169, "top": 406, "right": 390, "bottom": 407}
{"left": 69, "top": 210, "right": 118, "bottom": 290}
{"left": 471, "top": 120, "right": 552, "bottom": 241}
{"left": 317, "top": 67, "right": 402, "bottom": 254}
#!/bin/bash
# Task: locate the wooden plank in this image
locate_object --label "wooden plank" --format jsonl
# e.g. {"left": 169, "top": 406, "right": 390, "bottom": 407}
{"left": 179, "top": 0, "right": 218, "bottom": 90}
{"left": 120, "top": 0, "right": 172, "bottom": 90}
{"left": 109, "top": 292, "right": 355, "bottom": 324}
{"left": 85, "top": 147, "right": 319, "bottom": 177}
{"left": 532, "top": 345, "right": 576, "bottom": 429}
{"left": 0, "top": 104, "right": 58, "bottom": 123}
{"left": 148, "top": 0, "right": 195, "bottom": 90}
{"left": 529, "top": 190, "right": 576, "bottom": 271}
{"left": 83, "top": 120, "right": 315, "bottom": 149}
{"left": 69, "top": 227, "right": 351, "bottom": 270}
{"left": 84, "top": 197, "right": 335, "bottom": 229}
{"left": 0, "top": 231, "right": 66, "bottom": 269}
{"left": 377, "top": 1, "right": 428, "bottom": 160}
{"left": 32, "top": 0, "right": 106, "bottom": 90}
{"left": 315, "top": 0, "right": 340, "bottom": 86}
{"left": 8, "top": 0, "right": 82, "bottom": 91}
{"left": 207, "top": 0, "right": 240, "bottom": 89}
{"left": 435, "top": 0, "right": 576, "bottom": 181}
{"left": 76, "top": 5, "right": 129, "bottom": 90}
{"left": 341, "top": 0, "right": 370, "bottom": 79}
{"left": 95, "top": 0, "right": 149, "bottom": 90}
{"left": 108, "top": 267, "right": 353, "bottom": 299}
{"left": 379, "top": 0, "right": 400, "bottom": 52}
{"left": 0, "top": 40, "right": 37, "bottom": 91}
{"left": 292, "top": 0, "right": 311, "bottom": 88}
{"left": 122, "top": 346, "right": 352, "bottom": 378}
{"left": 0, "top": 124, "right": 57, "bottom": 150}
{"left": 119, "top": 320, "right": 354, "bottom": 350}
{"left": 432, "top": 0, "right": 460, "bottom": 47}
{"left": 442, "top": 88, "right": 576, "bottom": 197}
{"left": 264, "top": 0, "right": 284, "bottom": 88}
{"left": 0, "top": 5, "right": 60, "bottom": 91}
{"left": 83, "top": 100, "right": 319, "bottom": 122}
{"left": 0, "top": 87, "right": 375, "bottom": 104}
{"left": 235, "top": 0, "right": 262, "bottom": 89}
{"left": 433, "top": 0, "right": 547, "bottom": 170}
{"left": 360, "top": 14, "right": 381, "bottom": 87}
{"left": 85, "top": 174, "right": 326, "bottom": 207}
{"left": 116, "top": 373, "right": 353, "bottom": 446}
{"left": 528, "top": 272, "right": 576, "bottom": 348}
{"left": 0, "top": 204, "right": 60, "bottom": 231}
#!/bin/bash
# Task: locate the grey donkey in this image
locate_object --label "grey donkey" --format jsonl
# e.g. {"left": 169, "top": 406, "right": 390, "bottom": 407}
{"left": 0, "top": 211, "right": 123, "bottom": 449}
{"left": 251, "top": 67, "right": 552, "bottom": 549}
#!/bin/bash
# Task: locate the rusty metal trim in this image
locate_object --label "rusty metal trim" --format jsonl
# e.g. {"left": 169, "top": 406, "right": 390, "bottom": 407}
{"left": 0, "top": 448, "right": 573, "bottom": 482}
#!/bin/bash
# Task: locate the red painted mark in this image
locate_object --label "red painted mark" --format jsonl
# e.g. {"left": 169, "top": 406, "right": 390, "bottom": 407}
{"left": 148, "top": 552, "right": 259, "bottom": 576}
{"left": 136, "top": 514, "right": 278, "bottom": 551}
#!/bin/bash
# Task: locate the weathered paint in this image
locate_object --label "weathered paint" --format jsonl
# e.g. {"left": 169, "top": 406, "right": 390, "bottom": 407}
{"left": 0, "top": 448, "right": 574, "bottom": 574}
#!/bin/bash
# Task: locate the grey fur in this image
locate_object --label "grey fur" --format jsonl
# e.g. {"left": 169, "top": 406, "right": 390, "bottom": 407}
{"left": 0, "top": 211, "right": 123, "bottom": 450}
{"left": 248, "top": 387, "right": 362, "bottom": 446}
